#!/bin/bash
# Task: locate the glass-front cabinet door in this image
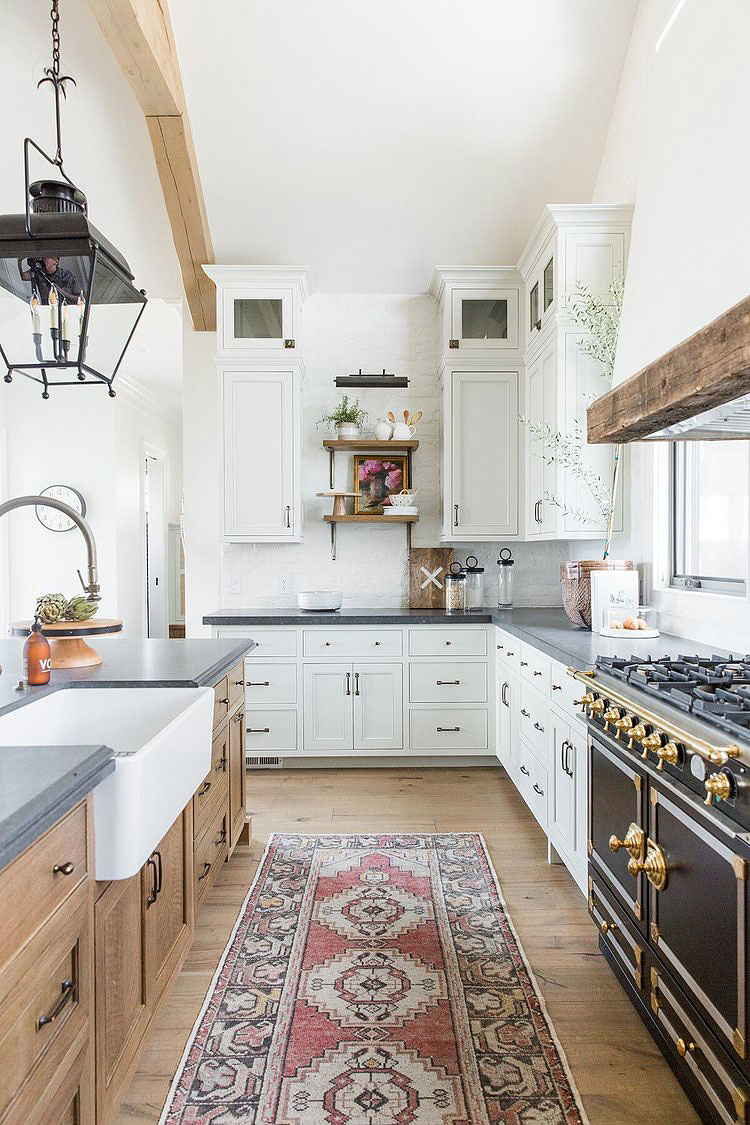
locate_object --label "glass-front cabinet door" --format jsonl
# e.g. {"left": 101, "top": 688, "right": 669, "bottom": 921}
{"left": 220, "top": 286, "right": 297, "bottom": 352}
{"left": 449, "top": 287, "right": 519, "bottom": 351}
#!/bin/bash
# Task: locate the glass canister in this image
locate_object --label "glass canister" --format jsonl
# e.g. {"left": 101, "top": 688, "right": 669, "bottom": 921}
{"left": 497, "top": 549, "right": 515, "bottom": 607}
{"left": 445, "top": 562, "right": 467, "bottom": 613}
{"left": 464, "top": 555, "right": 485, "bottom": 610}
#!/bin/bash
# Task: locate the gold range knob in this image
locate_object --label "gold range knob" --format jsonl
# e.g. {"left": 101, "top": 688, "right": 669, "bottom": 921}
{"left": 600, "top": 920, "right": 618, "bottom": 935}
{"left": 704, "top": 772, "right": 733, "bottom": 805}
{"left": 602, "top": 706, "right": 621, "bottom": 731}
{"left": 589, "top": 697, "right": 606, "bottom": 716}
{"left": 656, "top": 741, "right": 680, "bottom": 771}
{"left": 613, "top": 714, "right": 634, "bottom": 739}
{"left": 628, "top": 840, "right": 668, "bottom": 891}
{"left": 676, "top": 1038, "right": 696, "bottom": 1057}
{"left": 608, "top": 822, "right": 645, "bottom": 861}
{"left": 628, "top": 722, "right": 648, "bottom": 750}
{"left": 640, "top": 732, "right": 663, "bottom": 760}
{"left": 579, "top": 692, "right": 596, "bottom": 711}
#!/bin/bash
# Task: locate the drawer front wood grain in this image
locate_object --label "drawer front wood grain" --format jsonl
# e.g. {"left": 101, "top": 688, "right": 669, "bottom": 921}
{"left": 409, "top": 628, "right": 487, "bottom": 657}
{"left": 194, "top": 805, "right": 228, "bottom": 911}
{"left": 0, "top": 884, "right": 92, "bottom": 1122}
{"left": 0, "top": 801, "right": 88, "bottom": 968}
{"left": 212, "top": 675, "right": 230, "bottom": 728}
{"left": 193, "top": 726, "right": 230, "bottom": 841}
{"left": 409, "top": 707, "right": 488, "bottom": 751}
{"left": 303, "top": 630, "right": 402, "bottom": 659}
{"left": 245, "top": 630, "right": 298, "bottom": 659}
{"left": 227, "top": 661, "right": 246, "bottom": 710}
{"left": 243, "top": 662, "right": 297, "bottom": 705}
{"left": 409, "top": 661, "right": 487, "bottom": 704}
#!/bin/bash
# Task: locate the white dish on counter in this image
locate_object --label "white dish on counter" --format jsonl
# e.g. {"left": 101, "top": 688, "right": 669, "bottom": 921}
{"left": 298, "top": 590, "right": 343, "bottom": 611}
{"left": 384, "top": 506, "right": 417, "bottom": 515}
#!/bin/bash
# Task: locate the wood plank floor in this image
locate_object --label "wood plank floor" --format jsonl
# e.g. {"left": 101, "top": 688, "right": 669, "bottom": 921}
{"left": 117, "top": 766, "right": 699, "bottom": 1123}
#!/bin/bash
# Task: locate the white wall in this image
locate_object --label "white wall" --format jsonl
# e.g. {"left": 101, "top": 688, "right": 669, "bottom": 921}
{"left": 592, "top": 0, "right": 750, "bottom": 648}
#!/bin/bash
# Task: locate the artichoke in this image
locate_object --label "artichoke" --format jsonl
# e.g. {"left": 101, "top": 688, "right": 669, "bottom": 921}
{"left": 64, "top": 596, "right": 98, "bottom": 622}
{"left": 35, "top": 592, "right": 68, "bottom": 623}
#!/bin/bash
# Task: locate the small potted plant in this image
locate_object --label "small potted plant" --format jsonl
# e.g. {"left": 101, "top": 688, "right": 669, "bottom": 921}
{"left": 318, "top": 395, "right": 368, "bottom": 440}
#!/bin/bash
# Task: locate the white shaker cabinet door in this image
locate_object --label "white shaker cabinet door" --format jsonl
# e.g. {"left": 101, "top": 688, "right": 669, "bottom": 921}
{"left": 498, "top": 671, "right": 519, "bottom": 783}
{"left": 446, "top": 369, "right": 518, "bottom": 540}
{"left": 222, "top": 368, "right": 301, "bottom": 541}
{"left": 303, "top": 664, "right": 353, "bottom": 752}
{"left": 525, "top": 339, "right": 557, "bottom": 537}
{"left": 353, "top": 663, "right": 403, "bottom": 752}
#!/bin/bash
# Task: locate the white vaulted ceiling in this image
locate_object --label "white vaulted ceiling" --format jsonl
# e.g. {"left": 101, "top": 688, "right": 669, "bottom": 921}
{"left": 170, "top": 0, "right": 637, "bottom": 292}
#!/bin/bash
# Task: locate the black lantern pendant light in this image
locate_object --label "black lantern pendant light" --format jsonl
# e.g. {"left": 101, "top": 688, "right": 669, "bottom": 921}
{"left": 0, "top": 0, "right": 147, "bottom": 398}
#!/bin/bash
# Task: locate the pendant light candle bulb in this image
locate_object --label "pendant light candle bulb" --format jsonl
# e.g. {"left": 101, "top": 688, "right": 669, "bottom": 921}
{"left": 29, "top": 295, "right": 40, "bottom": 333}
{"left": 77, "top": 292, "right": 85, "bottom": 334}
{"left": 48, "top": 287, "right": 58, "bottom": 331}
{"left": 61, "top": 300, "right": 70, "bottom": 342}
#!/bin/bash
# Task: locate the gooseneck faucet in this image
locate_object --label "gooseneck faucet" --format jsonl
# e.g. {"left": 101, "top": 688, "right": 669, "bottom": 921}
{"left": 0, "top": 495, "right": 100, "bottom": 601}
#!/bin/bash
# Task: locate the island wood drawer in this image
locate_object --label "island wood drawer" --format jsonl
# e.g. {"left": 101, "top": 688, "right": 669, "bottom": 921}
{"left": 409, "top": 662, "right": 487, "bottom": 704}
{"left": 193, "top": 727, "right": 230, "bottom": 840}
{"left": 409, "top": 707, "right": 488, "bottom": 751}
{"left": 212, "top": 675, "right": 230, "bottom": 728}
{"left": 246, "top": 710, "right": 297, "bottom": 752}
{"left": 0, "top": 801, "right": 89, "bottom": 968}
{"left": 303, "top": 630, "right": 402, "bottom": 659}
{"left": 245, "top": 630, "right": 298, "bottom": 659}
{"left": 0, "top": 884, "right": 92, "bottom": 1123}
{"left": 409, "top": 628, "right": 487, "bottom": 658}
{"left": 243, "top": 663, "right": 297, "bottom": 705}
{"left": 227, "top": 661, "right": 246, "bottom": 710}
{"left": 194, "top": 804, "right": 228, "bottom": 910}
{"left": 517, "top": 740, "right": 548, "bottom": 831}
{"left": 519, "top": 643, "right": 550, "bottom": 694}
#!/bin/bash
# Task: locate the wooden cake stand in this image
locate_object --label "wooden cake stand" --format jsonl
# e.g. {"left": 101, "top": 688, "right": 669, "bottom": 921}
{"left": 317, "top": 491, "right": 357, "bottom": 516}
{"left": 11, "top": 619, "right": 123, "bottom": 668}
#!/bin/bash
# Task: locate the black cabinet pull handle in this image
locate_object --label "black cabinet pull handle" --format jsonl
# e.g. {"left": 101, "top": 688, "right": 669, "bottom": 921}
{"left": 437, "top": 726, "right": 460, "bottom": 732}
{"left": 197, "top": 780, "right": 212, "bottom": 797}
{"left": 520, "top": 660, "right": 528, "bottom": 666}
{"left": 533, "top": 783, "right": 544, "bottom": 796}
{"left": 37, "top": 978, "right": 75, "bottom": 1031}
{"left": 234, "top": 710, "right": 244, "bottom": 723}
{"left": 216, "top": 754, "right": 227, "bottom": 772}
{"left": 146, "top": 855, "right": 158, "bottom": 907}
{"left": 501, "top": 682, "right": 508, "bottom": 706}
{"left": 246, "top": 681, "right": 270, "bottom": 687}
{"left": 345, "top": 672, "right": 351, "bottom": 696}
{"left": 286, "top": 505, "right": 291, "bottom": 528}
{"left": 520, "top": 765, "right": 530, "bottom": 776}
{"left": 521, "top": 708, "right": 530, "bottom": 718}
{"left": 453, "top": 504, "right": 459, "bottom": 527}
{"left": 533, "top": 670, "right": 543, "bottom": 677}
{"left": 219, "top": 697, "right": 229, "bottom": 708}
{"left": 534, "top": 721, "right": 545, "bottom": 733}
{"left": 234, "top": 679, "right": 244, "bottom": 686}
{"left": 215, "top": 825, "right": 227, "bottom": 847}
{"left": 197, "top": 862, "right": 211, "bottom": 882}
{"left": 52, "top": 861, "right": 75, "bottom": 876}
{"left": 552, "top": 683, "right": 562, "bottom": 691}
{"left": 354, "top": 672, "right": 360, "bottom": 695}
{"left": 437, "top": 680, "right": 460, "bottom": 686}
{"left": 248, "top": 727, "right": 270, "bottom": 733}
{"left": 497, "top": 644, "right": 504, "bottom": 650}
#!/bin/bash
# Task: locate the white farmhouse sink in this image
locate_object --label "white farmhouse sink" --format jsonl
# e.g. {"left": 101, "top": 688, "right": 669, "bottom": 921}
{"left": 0, "top": 687, "right": 213, "bottom": 880}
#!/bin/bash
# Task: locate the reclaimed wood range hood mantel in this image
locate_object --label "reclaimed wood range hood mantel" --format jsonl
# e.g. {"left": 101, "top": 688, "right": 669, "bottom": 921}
{"left": 587, "top": 295, "right": 750, "bottom": 442}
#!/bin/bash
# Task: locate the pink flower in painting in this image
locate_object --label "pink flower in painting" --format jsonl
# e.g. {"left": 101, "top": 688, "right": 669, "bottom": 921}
{"left": 385, "top": 467, "right": 402, "bottom": 490}
{"left": 358, "top": 459, "right": 382, "bottom": 482}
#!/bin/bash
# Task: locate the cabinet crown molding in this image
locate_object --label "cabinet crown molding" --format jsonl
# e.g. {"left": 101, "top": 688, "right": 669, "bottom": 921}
{"left": 429, "top": 265, "right": 522, "bottom": 300}
{"left": 202, "top": 265, "right": 313, "bottom": 300}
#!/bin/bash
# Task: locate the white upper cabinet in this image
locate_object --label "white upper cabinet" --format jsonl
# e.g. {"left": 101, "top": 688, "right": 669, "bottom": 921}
{"left": 441, "top": 367, "right": 519, "bottom": 541}
{"left": 204, "top": 266, "right": 311, "bottom": 357}
{"left": 221, "top": 367, "right": 303, "bottom": 541}
{"left": 431, "top": 268, "right": 522, "bottom": 357}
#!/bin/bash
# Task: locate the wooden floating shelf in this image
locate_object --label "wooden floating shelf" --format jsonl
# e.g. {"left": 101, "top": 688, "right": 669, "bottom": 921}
{"left": 322, "top": 439, "right": 419, "bottom": 452}
{"left": 323, "top": 514, "right": 419, "bottom": 523}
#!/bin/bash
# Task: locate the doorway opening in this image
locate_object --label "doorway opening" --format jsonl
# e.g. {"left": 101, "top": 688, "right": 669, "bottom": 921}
{"left": 144, "top": 449, "right": 168, "bottom": 638}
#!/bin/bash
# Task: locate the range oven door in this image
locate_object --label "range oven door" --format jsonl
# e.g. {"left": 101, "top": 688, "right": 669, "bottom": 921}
{"left": 649, "top": 780, "right": 749, "bottom": 1068}
{"left": 588, "top": 730, "right": 647, "bottom": 929}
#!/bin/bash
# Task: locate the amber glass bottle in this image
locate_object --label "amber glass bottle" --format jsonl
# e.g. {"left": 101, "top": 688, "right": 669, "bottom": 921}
{"left": 24, "top": 617, "right": 51, "bottom": 685}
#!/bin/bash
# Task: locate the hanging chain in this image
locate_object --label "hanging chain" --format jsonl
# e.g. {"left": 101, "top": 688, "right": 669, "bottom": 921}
{"left": 37, "top": 0, "right": 76, "bottom": 167}
{"left": 50, "top": 0, "right": 61, "bottom": 83}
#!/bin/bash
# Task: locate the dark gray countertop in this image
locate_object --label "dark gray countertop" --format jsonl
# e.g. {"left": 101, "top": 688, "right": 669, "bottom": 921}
{"left": 204, "top": 605, "right": 726, "bottom": 670}
{"left": 0, "top": 745, "right": 114, "bottom": 870}
{"left": 0, "top": 637, "right": 254, "bottom": 870}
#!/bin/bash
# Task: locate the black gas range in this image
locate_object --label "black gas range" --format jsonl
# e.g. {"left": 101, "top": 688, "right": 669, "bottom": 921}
{"left": 573, "top": 652, "right": 750, "bottom": 832}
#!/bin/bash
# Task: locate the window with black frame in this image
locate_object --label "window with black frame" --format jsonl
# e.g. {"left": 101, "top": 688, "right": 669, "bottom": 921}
{"left": 670, "top": 440, "right": 749, "bottom": 595}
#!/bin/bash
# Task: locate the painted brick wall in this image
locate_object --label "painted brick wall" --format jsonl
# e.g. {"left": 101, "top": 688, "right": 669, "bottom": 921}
{"left": 219, "top": 293, "right": 599, "bottom": 609}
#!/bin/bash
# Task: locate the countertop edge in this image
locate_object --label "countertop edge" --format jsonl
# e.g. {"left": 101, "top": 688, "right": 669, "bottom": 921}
{"left": 192, "top": 640, "right": 256, "bottom": 685}
{"left": 0, "top": 747, "right": 114, "bottom": 872}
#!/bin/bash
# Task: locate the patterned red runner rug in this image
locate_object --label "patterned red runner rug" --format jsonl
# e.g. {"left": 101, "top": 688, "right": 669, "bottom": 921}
{"left": 161, "top": 833, "right": 586, "bottom": 1124}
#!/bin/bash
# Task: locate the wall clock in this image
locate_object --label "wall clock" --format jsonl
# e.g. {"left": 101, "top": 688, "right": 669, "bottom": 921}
{"left": 35, "top": 485, "right": 87, "bottom": 533}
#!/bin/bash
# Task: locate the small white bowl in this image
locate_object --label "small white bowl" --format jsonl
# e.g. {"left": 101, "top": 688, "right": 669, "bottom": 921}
{"left": 298, "top": 590, "right": 343, "bottom": 611}
{"left": 389, "top": 491, "right": 417, "bottom": 507}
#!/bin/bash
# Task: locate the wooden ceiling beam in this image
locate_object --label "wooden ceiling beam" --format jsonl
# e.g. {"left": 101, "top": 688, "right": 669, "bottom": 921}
{"left": 587, "top": 295, "right": 750, "bottom": 443}
{"left": 87, "top": 0, "right": 215, "bottom": 330}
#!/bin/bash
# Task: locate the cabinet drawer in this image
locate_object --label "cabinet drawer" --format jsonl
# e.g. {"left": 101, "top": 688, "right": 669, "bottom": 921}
{"left": 303, "top": 630, "right": 402, "bottom": 658}
{"left": 227, "top": 661, "right": 245, "bottom": 710}
{"left": 245, "top": 630, "right": 298, "bottom": 658}
{"left": 519, "top": 643, "right": 550, "bottom": 693}
{"left": 0, "top": 801, "right": 89, "bottom": 967}
{"left": 409, "top": 708, "right": 488, "bottom": 751}
{"left": 242, "top": 662, "right": 297, "bottom": 705}
{"left": 588, "top": 872, "right": 644, "bottom": 995}
{"left": 409, "top": 628, "right": 487, "bottom": 657}
{"left": 495, "top": 630, "right": 521, "bottom": 674}
{"left": 0, "top": 884, "right": 92, "bottom": 1123}
{"left": 193, "top": 726, "right": 229, "bottom": 841}
{"left": 409, "top": 662, "right": 487, "bottom": 704}
{"left": 519, "top": 684, "right": 549, "bottom": 763}
{"left": 517, "top": 740, "right": 548, "bottom": 831}
{"left": 550, "top": 661, "right": 586, "bottom": 722}
{"left": 246, "top": 709, "right": 298, "bottom": 752}
{"left": 213, "top": 675, "right": 230, "bottom": 728}
{"left": 194, "top": 804, "right": 228, "bottom": 910}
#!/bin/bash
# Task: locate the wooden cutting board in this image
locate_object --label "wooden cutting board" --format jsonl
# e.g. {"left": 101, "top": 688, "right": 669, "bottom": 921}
{"left": 409, "top": 548, "right": 454, "bottom": 609}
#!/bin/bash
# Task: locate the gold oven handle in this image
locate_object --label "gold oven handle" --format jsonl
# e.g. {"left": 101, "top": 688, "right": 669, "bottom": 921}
{"left": 608, "top": 822, "right": 645, "bottom": 863}
{"left": 628, "top": 838, "right": 668, "bottom": 892}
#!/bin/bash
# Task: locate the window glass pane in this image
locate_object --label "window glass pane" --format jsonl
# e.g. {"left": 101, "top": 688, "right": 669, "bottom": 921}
{"left": 529, "top": 283, "right": 539, "bottom": 330}
{"left": 233, "top": 298, "right": 283, "bottom": 339}
{"left": 460, "top": 299, "right": 507, "bottom": 340}
{"left": 673, "top": 441, "right": 748, "bottom": 590}
{"left": 543, "top": 258, "right": 554, "bottom": 311}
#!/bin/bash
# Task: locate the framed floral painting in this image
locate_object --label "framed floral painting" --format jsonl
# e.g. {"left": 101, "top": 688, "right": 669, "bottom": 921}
{"left": 354, "top": 455, "right": 408, "bottom": 515}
